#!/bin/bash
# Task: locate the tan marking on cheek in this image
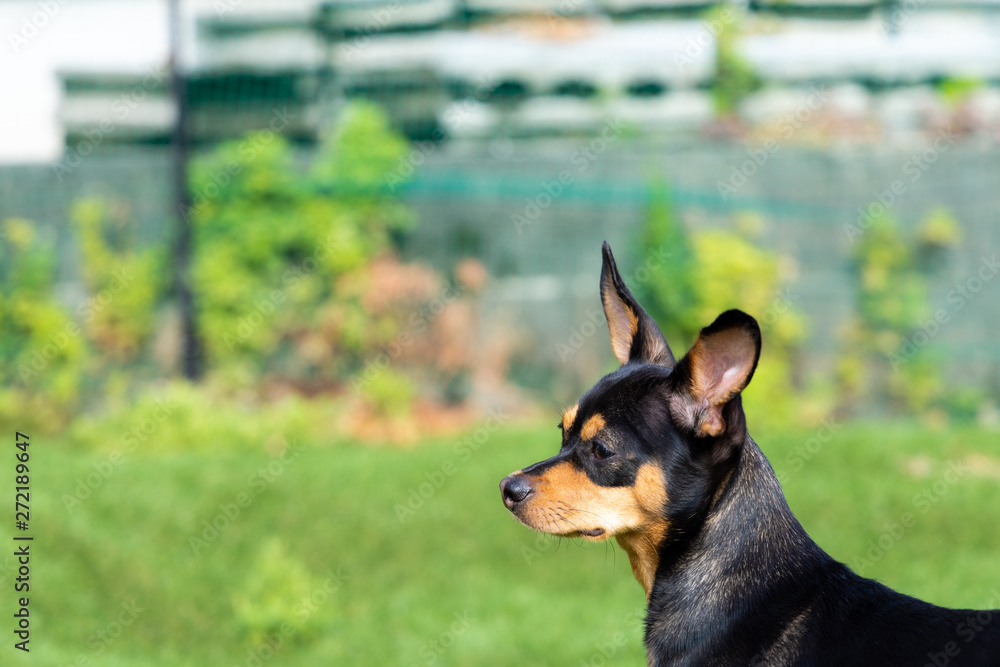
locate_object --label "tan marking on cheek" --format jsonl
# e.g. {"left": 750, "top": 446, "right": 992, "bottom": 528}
{"left": 632, "top": 464, "right": 667, "bottom": 515}
{"left": 580, "top": 414, "right": 606, "bottom": 441}
{"left": 530, "top": 463, "right": 665, "bottom": 535}
{"left": 519, "top": 462, "right": 671, "bottom": 598}
{"left": 527, "top": 462, "right": 637, "bottom": 537}
{"left": 618, "top": 464, "right": 669, "bottom": 598}
{"left": 562, "top": 404, "right": 579, "bottom": 431}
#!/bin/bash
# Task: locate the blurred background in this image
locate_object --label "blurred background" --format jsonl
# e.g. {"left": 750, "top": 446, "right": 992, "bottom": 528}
{"left": 1, "top": 0, "right": 999, "bottom": 664}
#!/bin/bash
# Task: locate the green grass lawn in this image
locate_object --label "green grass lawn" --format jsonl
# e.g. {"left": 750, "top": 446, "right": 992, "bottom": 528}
{"left": 7, "top": 420, "right": 1000, "bottom": 665}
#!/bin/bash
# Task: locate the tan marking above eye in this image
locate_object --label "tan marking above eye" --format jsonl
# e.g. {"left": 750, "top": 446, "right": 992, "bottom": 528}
{"left": 562, "top": 404, "right": 579, "bottom": 431}
{"left": 580, "top": 414, "right": 606, "bottom": 441}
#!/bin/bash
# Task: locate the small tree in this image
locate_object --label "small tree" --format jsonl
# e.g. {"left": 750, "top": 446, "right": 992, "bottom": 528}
{"left": 634, "top": 179, "right": 699, "bottom": 348}
{"left": 635, "top": 183, "right": 807, "bottom": 430}
{"left": 710, "top": 7, "right": 759, "bottom": 118}
{"left": 189, "top": 102, "right": 417, "bottom": 382}
{"left": 838, "top": 213, "right": 944, "bottom": 415}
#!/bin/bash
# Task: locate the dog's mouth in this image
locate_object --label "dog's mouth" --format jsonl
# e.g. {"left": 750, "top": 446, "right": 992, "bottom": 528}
{"left": 566, "top": 528, "right": 606, "bottom": 539}
{"left": 511, "top": 510, "right": 608, "bottom": 540}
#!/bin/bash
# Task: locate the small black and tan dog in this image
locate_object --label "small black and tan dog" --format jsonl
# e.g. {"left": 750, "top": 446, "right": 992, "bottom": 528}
{"left": 500, "top": 242, "right": 999, "bottom": 666}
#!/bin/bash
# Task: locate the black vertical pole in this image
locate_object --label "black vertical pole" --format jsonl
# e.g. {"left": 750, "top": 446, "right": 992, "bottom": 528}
{"left": 168, "top": 0, "right": 203, "bottom": 380}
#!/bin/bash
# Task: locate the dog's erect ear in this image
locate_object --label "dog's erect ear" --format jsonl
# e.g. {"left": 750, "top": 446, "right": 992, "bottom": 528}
{"left": 670, "top": 310, "right": 761, "bottom": 438}
{"left": 600, "top": 241, "right": 674, "bottom": 367}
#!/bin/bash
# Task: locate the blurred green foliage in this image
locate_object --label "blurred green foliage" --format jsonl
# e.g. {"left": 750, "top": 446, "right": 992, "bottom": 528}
{"left": 190, "top": 102, "right": 414, "bottom": 382}
{"left": 1, "top": 203, "right": 163, "bottom": 432}
{"left": 710, "top": 6, "right": 760, "bottom": 117}
{"left": 637, "top": 191, "right": 809, "bottom": 428}
{"left": 635, "top": 188, "right": 981, "bottom": 424}
{"left": 917, "top": 208, "right": 963, "bottom": 250}
{"left": 73, "top": 198, "right": 163, "bottom": 362}
{"left": 233, "top": 538, "right": 327, "bottom": 646}
{"left": 916, "top": 207, "right": 963, "bottom": 273}
{"left": 853, "top": 214, "right": 929, "bottom": 333}
{"left": 839, "top": 212, "right": 956, "bottom": 416}
{"left": 936, "top": 76, "right": 982, "bottom": 108}
{"left": 689, "top": 226, "right": 809, "bottom": 428}
{"left": 0, "top": 102, "right": 986, "bottom": 433}
{"left": 1, "top": 102, "right": 429, "bottom": 431}
{"left": 634, "top": 179, "right": 699, "bottom": 347}
{"left": 0, "top": 218, "right": 86, "bottom": 429}
{"left": 66, "top": 380, "right": 328, "bottom": 454}
{"left": 360, "top": 366, "right": 417, "bottom": 418}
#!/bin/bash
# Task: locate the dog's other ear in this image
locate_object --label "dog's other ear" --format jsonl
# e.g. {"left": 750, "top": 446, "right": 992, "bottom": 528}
{"left": 600, "top": 241, "right": 675, "bottom": 367}
{"left": 670, "top": 310, "right": 761, "bottom": 438}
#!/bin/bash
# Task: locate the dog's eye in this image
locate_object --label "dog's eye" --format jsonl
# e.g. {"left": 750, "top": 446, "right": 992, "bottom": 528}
{"left": 592, "top": 441, "right": 615, "bottom": 460}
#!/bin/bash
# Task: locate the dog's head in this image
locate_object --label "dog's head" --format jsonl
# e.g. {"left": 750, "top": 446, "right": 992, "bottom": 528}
{"left": 500, "top": 242, "right": 761, "bottom": 592}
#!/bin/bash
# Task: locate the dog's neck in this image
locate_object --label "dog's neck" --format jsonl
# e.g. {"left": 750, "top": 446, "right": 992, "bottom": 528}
{"left": 616, "top": 524, "right": 666, "bottom": 599}
{"left": 643, "top": 435, "right": 829, "bottom": 662}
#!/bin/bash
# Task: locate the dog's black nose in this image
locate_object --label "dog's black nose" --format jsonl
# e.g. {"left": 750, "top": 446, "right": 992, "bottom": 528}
{"left": 500, "top": 474, "right": 533, "bottom": 508}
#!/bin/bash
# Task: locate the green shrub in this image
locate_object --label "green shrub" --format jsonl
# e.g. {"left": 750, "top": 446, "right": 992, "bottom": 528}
{"left": 916, "top": 207, "right": 963, "bottom": 272}
{"left": 840, "top": 212, "right": 949, "bottom": 415}
{"left": 66, "top": 380, "right": 336, "bottom": 453}
{"left": 72, "top": 198, "right": 163, "bottom": 361}
{"left": 936, "top": 76, "right": 982, "bottom": 108}
{"left": 190, "top": 102, "right": 414, "bottom": 381}
{"left": 0, "top": 218, "right": 86, "bottom": 430}
{"left": 360, "top": 367, "right": 417, "bottom": 418}
{"left": 0, "top": 201, "right": 163, "bottom": 430}
{"left": 634, "top": 180, "right": 699, "bottom": 348}
{"left": 688, "top": 228, "right": 809, "bottom": 429}
{"left": 636, "top": 191, "right": 810, "bottom": 430}
{"left": 233, "top": 538, "right": 328, "bottom": 647}
{"left": 710, "top": 7, "right": 759, "bottom": 117}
